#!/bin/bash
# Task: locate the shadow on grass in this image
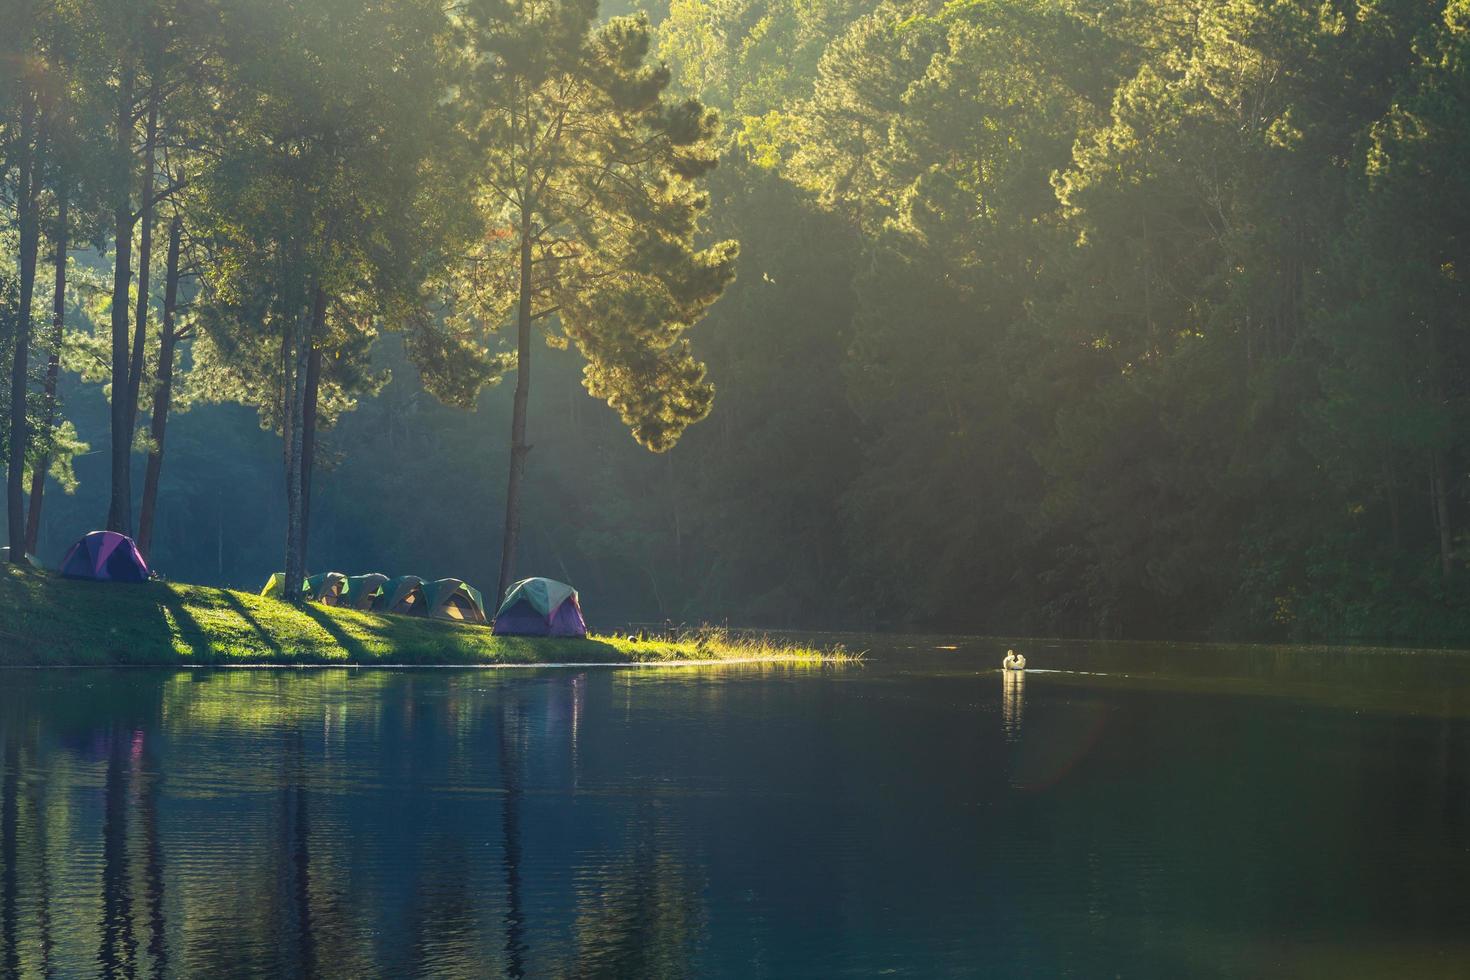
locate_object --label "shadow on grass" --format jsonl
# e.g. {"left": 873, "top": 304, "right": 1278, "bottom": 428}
{"left": 4, "top": 567, "right": 716, "bottom": 667}
{"left": 298, "top": 604, "right": 371, "bottom": 663}
{"left": 217, "top": 590, "right": 284, "bottom": 658}
{"left": 2, "top": 567, "right": 198, "bottom": 666}
{"left": 154, "top": 588, "right": 212, "bottom": 663}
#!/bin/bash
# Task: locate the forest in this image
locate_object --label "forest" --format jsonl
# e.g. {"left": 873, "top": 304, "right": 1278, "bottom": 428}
{"left": 3, "top": 0, "right": 1469, "bottom": 642}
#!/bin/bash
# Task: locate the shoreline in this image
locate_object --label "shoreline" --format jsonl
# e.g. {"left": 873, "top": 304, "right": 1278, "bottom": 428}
{"left": 0, "top": 656, "right": 853, "bottom": 670}
{"left": 0, "top": 566, "right": 850, "bottom": 668}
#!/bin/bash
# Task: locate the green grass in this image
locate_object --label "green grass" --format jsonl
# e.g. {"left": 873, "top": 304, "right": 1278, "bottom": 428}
{"left": 0, "top": 565, "right": 847, "bottom": 667}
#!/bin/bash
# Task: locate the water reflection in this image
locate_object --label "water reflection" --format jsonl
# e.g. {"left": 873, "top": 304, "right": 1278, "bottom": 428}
{"left": 499, "top": 696, "right": 527, "bottom": 979}
{"left": 2, "top": 737, "right": 19, "bottom": 980}
{"left": 280, "top": 729, "right": 317, "bottom": 979}
{"left": 1002, "top": 670, "right": 1025, "bottom": 740}
{"left": 1, "top": 656, "right": 1470, "bottom": 977}
{"left": 0, "top": 670, "right": 717, "bottom": 978}
{"left": 98, "top": 727, "right": 137, "bottom": 978}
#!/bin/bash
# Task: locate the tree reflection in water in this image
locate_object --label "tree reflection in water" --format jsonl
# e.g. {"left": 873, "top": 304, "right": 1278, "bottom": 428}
{"left": 97, "top": 726, "right": 137, "bottom": 978}
{"left": 499, "top": 694, "right": 527, "bottom": 979}
{"left": 0, "top": 670, "right": 708, "bottom": 977}
{"left": 140, "top": 728, "right": 169, "bottom": 979}
{"left": 1, "top": 653, "right": 1469, "bottom": 975}
{"left": 2, "top": 737, "right": 19, "bottom": 980}
{"left": 281, "top": 728, "right": 317, "bottom": 979}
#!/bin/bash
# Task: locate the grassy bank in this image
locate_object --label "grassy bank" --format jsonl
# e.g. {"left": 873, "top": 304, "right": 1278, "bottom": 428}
{"left": 0, "top": 566, "right": 845, "bottom": 667}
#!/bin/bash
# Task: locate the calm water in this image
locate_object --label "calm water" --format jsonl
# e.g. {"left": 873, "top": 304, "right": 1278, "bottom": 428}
{"left": 2, "top": 637, "right": 1470, "bottom": 977}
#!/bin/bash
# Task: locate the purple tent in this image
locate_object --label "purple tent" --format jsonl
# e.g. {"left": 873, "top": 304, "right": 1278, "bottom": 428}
{"left": 59, "top": 531, "right": 151, "bottom": 583}
{"left": 493, "top": 578, "right": 587, "bottom": 637}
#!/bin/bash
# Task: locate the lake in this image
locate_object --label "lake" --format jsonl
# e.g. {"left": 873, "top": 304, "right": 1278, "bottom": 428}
{"left": 2, "top": 636, "right": 1470, "bottom": 977}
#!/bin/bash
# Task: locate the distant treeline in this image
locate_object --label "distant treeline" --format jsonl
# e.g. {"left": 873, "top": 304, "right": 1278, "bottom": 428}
{"left": 630, "top": 0, "right": 1470, "bottom": 642}
{"left": 6, "top": 0, "right": 1470, "bottom": 642}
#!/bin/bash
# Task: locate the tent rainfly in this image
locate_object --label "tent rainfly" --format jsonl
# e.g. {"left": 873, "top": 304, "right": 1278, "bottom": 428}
{"left": 375, "top": 576, "right": 428, "bottom": 616}
{"left": 262, "top": 572, "right": 308, "bottom": 599}
{"left": 345, "top": 573, "right": 389, "bottom": 611}
{"left": 423, "top": 578, "right": 487, "bottom": 624}
{"left": 59, "top": 531, "right": 151, "bottom": 583}
{"left": 305, "top": 572, "right": 348, "bottom": 606}
{"left": 493, "top": 577, "right": 586, "bottom": 637}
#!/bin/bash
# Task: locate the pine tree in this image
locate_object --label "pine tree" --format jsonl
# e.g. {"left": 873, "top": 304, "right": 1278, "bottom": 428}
{"left": 196, "top": 0, "right": 465, "bottom": 599}
{"left": 457, "top": 0, "right": 738, "bottom": 605}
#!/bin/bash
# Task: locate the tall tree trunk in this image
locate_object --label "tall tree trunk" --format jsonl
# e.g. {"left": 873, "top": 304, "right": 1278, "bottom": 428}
{"left": 1141, "top": 212, "right": 1155, "bottom": 350}
{"left": 283, "top": 289, "right": 313, "bottom": 603}
{"left": 496, "top": 207, "right": 535, "bottom": 608}
{"left": 669, "top": 451, "right": 681, "bottom": 578}
{"left": 7, "top": 91, "right": 40, "bottom": 565}
{"left": 25, "top": 184, "right": 67, "bottom": 556}
{"left": 283, "top": 310, "right": 303, "bottom": 601}
{"left": 300, "top": 293, "right": 325, "bottom": 566}
{"left": 280, "top": 294, "right": 296, "bottom": 590}
{"left": 107, "top": 65, "right": 136, "bottom": 535}
{"left": 137, "top": 215, "right": 182, "bottom": 559}
{"left": 125, "top": 84, "right": 159, "bottom": 438}
{"left": 1432, "top": 453, "right": 1453, "bottom": 581}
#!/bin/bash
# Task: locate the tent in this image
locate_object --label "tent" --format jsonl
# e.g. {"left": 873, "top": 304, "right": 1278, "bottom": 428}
{"left": 375, "top": 576, "right": 428, "bottom": 616}
{"left": 493, "top": 577, "right": 586, "bottom": 637}
{"left": 261, "top": 572, "right": 308, "bottom": 599}
{"left": 59, "top": 531, "right": 151, "bottom": 583}
{"left": 305, "top": 572, "right": 348, "bottom": 606}
{"left": 424, "top": 578, "right": 487, "bottom": 624}
{"left": 345, "top": 573, "right": 388, "bottom": 611}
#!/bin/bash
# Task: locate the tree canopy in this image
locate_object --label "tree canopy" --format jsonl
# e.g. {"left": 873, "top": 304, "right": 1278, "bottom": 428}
{"left": 6, "top": 0, "right": 1470, "bottom": 643}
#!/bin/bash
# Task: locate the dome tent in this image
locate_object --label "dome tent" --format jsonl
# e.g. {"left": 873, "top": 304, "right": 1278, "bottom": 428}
{"left": 374, "top": 576, "right": 428, "bottom": 616}
{"left": 424, "top": 578, "right": 487, "bottom": 624}
{"left": 345, "top": 573, "right": 388, "bottom": 610}
{"left": 261, "top": 573, "right": 306, "bottom": 598}
{"left": 305, "top": 572, "right": 348, "bottom": 606}
{"left": 59, "top": 531, "right": 150, "bottom": 583}
{"left": 493, "top": 577, "right": 586, "bottom": 637}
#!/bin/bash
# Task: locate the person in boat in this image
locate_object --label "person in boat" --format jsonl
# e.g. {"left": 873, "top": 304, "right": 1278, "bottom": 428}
{"left": 1003, "top": 649, "right": 1026, "bottom": 671}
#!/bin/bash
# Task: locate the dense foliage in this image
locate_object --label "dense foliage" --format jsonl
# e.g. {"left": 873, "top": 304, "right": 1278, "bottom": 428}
{"left": 6, "top": 0, "right": 1470, "bottom": 641}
